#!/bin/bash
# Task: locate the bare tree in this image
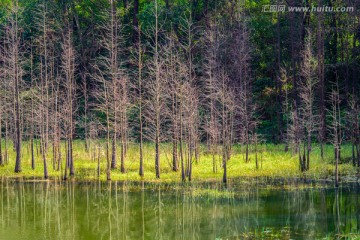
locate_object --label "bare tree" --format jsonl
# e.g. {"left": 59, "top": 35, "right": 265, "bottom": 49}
{"left": 298, "top": 32, "right": 318, "bottom": 171}
{"left": 93, "top": 0, "right": 129, "bottom": 178}
{"left": 346, "top": 95, "right": 360, "bottom": 167}
{"left": 135, "top": 25, "right": 145, "bottom": 177}
{"left": 3, "top": 0, "right": 24, "bottom": 173}
{"left": 226, "top": 8, "right": 253, "bottom": 163}
{"left": 218, "top": 70, "right": 235, "bottom": 183}
{"left": 33, "top": 0, "right": 58, "bottom": 178}
{"left": 60, "top": 26, "right": 76, "bottom": 180}
{"left": 203, "top": 16, "right": 221, "bottom": 173}
{"left": 143, "top": 0, "right": 166, "bottom": 179}
{"left": 328, "top": 83, "right": 342, "bottom": 187}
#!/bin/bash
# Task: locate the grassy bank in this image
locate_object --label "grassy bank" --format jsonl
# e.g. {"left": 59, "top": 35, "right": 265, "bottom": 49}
{"left": 0, "top": 140, "right": 358, "bottom": 183}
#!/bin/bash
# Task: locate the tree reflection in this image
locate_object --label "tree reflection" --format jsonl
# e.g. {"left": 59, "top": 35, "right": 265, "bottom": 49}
{"left": 0, "top": 180, "right": 359, "bottom": 239}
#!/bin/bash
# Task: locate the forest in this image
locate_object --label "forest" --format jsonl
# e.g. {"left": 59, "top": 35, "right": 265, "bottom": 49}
{"left": 0, "top": 0, "right": 359, "bottom": 185}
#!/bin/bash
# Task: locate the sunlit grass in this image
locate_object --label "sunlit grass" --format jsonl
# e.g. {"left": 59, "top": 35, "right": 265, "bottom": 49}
{"left": 0, "top": 140, "right": 358, "bottom": 183}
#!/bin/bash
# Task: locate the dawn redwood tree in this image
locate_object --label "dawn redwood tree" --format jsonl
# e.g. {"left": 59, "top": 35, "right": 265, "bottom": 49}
{"left": 203, "top": 16, "right": 220, "bottom": 173}
{"left": 317, "top": 0, "right": 326, "bottom": 159}
{"left": 93, "top": 0, "right": 129, "bottom": 176}
{"left": 328, "top": 83, "right": 342, "bottom": 187}
{"left": 143, "top": 0, "right": 166, "bottom": 179}
{"left": 164, "top": 32, "right": 180, "bottom": 173}
{"left": 299, "top": 32, "right": 318, "bottom": 171}
{"left": 226, "top": 8, "right": 253, "bottom": 163}
{"left": 61, "top": 26, "right": 76, "bottom": 180}
{"left": 0, "top": 36, "right": 6, "bottom": 166}
{"left": 135, "top": 25, "right": 145, "bottom": 177}
{"left": 3, "top": 0, "right": 24, "bottom": 173}
{"left": 218, "top": 70, "right": 235, "bottom": 183}
{"left": 280, "top": 67, "right": 291, "bottom": 151}
{"left": 182, "top": 82, "right": 199, "bottom": 182}
{"left": 346, "top": 95, "right": 359, "bottom": 166}
{"left": 33, "top": 0, "right": 57, "bottom": 178}
{"left": 0, "top": 39, "right": 9, "bottom": 166}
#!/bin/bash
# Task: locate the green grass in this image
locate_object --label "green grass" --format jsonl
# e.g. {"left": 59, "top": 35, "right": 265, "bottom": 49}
{"left": 0, "top": 140, "right": 358, "bottom": 183}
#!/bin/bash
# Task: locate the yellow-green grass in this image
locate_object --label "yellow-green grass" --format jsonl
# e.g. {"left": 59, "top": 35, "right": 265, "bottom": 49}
{"left": 0, "top": 140, "right": 358, "bottom": 183}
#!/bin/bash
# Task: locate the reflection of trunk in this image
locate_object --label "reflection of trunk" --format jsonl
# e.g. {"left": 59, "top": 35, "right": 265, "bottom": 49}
{"left": 335, "top": 188, "right": 341, "bottom": 233}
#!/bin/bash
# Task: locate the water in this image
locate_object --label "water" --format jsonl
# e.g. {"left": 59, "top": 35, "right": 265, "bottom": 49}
{"left": 0, "top": 179, "right": 359, "bottom": 240}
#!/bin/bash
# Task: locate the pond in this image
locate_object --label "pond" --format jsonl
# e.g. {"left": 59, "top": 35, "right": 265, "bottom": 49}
{"left": 0, "top": 179, "right": 359, "bottom": 240}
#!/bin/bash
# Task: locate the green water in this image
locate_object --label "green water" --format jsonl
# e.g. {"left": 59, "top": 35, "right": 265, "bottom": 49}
{"left": 0, "top": 180, "right": 359, "bottom": 240}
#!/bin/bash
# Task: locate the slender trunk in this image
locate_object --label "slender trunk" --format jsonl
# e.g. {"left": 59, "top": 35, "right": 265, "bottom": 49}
{"left": 14, "top": 61, "right": 21, "bottom": 173}
{"left": 120, "top": 137, "right": 125, "bottom": 173}
{"left": 222, "top": 151, "right": 227, "bottom": 183}
{"left": 188, "top": 134, "right": 192, "bottom": 181}
{"left": 69, "top": 138, "right": 74, "bottom": 176}
{"left": 0, "top": 112, "right": 2, "bottom": 166}
{"left": 52, "top": 142, "right": 56, "bottom": 170}
{"left": 255, "top": 137, "right": 258, "bottom": 169}
{"left": 245, "top": 140, "right": 249, "bottom": 163}
{"left": 356, "top": 143, "right": 360, "bottom": 167}
{"left": 172, "top": 137, "right": 178, "bottom": 171}
{"left": 320, "top": 143, "right": 324, "bottom": 160}
{"left": 63, "top": 140, "right": 68, "bottom": 180}
{"left": 111, "top": 136, "right": 116, "bottom": 169}
{"left": 155, "top": 131, "right": 160, "bottom": 179}
{"left": 307, "top": 133, "right": 311, "bottom": 171}
{"left": 138, "top": 30, "right": 144, "bottom": 177}
{"left": 352, "top": 143, "right": 356, "bottom": 167}
{"left": 57, "top": 141, "right": 61, "bottom": 171}
{"left": 180, "top": 114, "right": 185, "bottom": 181}
{"left": 335, "top": 146, "right": 339, "bottom": 187}
{"left": 43, "top": 143, "right": 48, "bottom": 180}
{"left": 97, "top": 145, "right": 101, "bottom": 178}
{"left": 139, "top": 133, "right": 143, "bottom": 176}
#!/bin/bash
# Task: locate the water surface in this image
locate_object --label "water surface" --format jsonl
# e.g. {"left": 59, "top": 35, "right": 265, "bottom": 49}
{"left": 0, "top": 179, "right": 359, "bottom": 239}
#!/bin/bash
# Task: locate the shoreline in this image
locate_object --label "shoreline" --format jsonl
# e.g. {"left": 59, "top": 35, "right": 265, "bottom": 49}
{"left": 1, "top": 174, "right": 359, "bottom": 190}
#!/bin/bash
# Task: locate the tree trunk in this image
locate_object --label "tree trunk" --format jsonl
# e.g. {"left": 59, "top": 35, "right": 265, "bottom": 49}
{"left": 335, "top": 146, "right": 339, "bottom": 187}
{"left": 155, "top": 131, "right": 160, "bottom": 179}
{"left": 222, "top": 153, "right": 227, "bottom": 183}
{"left": 111, "top": 137, "right": 117, "bottom": 169}
{"left": 120, "top": 139, "right": 125, "bottom": 173}
{"left": 14, "top": 62, "right": 21, "bottom": 173}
